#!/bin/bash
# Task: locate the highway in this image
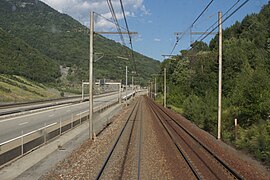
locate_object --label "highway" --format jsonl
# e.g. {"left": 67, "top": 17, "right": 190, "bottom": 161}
{"left": 0, "top": 90, "right": 134, "bottom": 144}
{"left": 0, "top": 92, "right": 117, "bottom": 116}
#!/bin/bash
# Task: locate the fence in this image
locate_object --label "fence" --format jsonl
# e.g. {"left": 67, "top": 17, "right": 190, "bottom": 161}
{"left": 0, "top": 99, "right": 119, "bottom": 168}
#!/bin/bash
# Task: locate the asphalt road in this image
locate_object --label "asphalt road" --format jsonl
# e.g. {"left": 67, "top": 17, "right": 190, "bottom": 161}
{"left": 0, "top": 90, "right": 134, "bottom": 144}
{"left": 0, "top": 92, "right": 118, "bottom": 116}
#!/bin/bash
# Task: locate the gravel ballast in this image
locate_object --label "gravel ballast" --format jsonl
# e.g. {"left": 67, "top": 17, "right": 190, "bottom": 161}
{"left": 40, "top": 96, "right": 270, "bottom": 179}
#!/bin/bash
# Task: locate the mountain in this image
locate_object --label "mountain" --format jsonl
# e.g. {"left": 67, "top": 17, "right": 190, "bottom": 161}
{"left": 0, "top": 0, "right": 160, "bottom": 85}
{"left": 0, "top": 28, "right": 60, "bottom": 82}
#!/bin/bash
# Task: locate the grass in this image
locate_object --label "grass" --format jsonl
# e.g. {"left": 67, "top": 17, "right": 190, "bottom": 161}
{"left": 155, "top": 93, "right": 164, "bottom": 105}
{"left": 0, "top": 74, "right": 60, "bottom": 103}
{"left": 167, "top": 104, "right": 184, "bottom": 114}
{"left": 155, "top": 94, "right": 184, "bottom": 114}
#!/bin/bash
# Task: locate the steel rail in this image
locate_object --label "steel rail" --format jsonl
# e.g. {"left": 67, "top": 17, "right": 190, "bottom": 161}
{"left": 95, "top": 98, "right": 141, "bottom": 179}
{"left": 147, "top": 97, "right": 243, "bottom": 180}
{"left": 151, "top": 102, "right": 218, "bottom": 179}
{"left": 119, "top": 99, "right": 141, "bottom": 179}
{"left": 146, "top": 98, "right": 202, "bottom": 179}
{"left": 137, "top": 99, "right": 143, "bottom": 180}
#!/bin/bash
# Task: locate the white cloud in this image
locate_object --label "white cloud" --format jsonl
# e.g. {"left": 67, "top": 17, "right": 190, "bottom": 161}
{"left": 40, "top": 0, "right": 150, "bottom": 30}
{"left": 154, "top": 38, "right": 161, "bottom": 42}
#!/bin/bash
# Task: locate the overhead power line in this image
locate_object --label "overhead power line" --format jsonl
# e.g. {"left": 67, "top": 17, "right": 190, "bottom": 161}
{"left": 192, "top": 0, "right": 249, "bottom": 46}
{"left": 195, "top": 0, "right": 241, "bottom": 43}
{"left": 120, "top": 0, "right": 131, "bottom": 44}
{"left": 107, "top": 0, "right": 126, "bottom": 46}
{"left": 169, "top": 0, "right": 214, "bottom": 56}
{"left": 94, "top": 12, "right": 128, "bottom": 31}
{"left": 192, "top": 0, "right": 214, "bottom": 27}
{"left": 119, "top": 0, "right": 137, "bottom": 74}
{"left": 195, "top": 0, "right": 240, "bottom": 41}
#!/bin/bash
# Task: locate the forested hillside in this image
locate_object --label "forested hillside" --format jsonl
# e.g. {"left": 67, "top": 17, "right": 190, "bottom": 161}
{"left": 161, "top": 2, "right": 270, "bottom": 165}
{"left": 0, "top": 0, "right": 160, "bottom": 86}
{"left": 0, "top": 28, "right": 60, "bottom": 82}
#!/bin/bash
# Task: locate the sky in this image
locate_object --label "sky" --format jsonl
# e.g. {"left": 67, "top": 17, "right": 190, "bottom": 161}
{"left": 40, "top": 0, "right": 269, "bottom": 61}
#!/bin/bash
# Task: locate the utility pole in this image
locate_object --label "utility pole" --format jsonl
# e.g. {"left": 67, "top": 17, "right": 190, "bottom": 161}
{"left": 87, "top": 12, "right": 137, "bottom": 139}
{"left": 218, "top": 11, "right": 222, "bottom": 140}
{"left": 164, "top": 68, "right": 166, "bottom": 107}
{"left": 132, "top": 76, "right": 134, "bottom": 91}
{"left": 81, "top": 81, "right": 84, "bottom": 101}
{"left": 119, "top": 83, "right": 122, "bottom": 104}
{"left": 126, "top": 66, "right": 128, "bottom": 106}
{"left": 89, "top": 11, "right": 94, "bottom": 140}
{"left": 150, "top": 81, "right": 153, "bottom": 99}
{"left": 154, "top": 77, "right": 157, "bottom": 100}
{"left": 132, "top": 76, "right": 134, "bottom": 99}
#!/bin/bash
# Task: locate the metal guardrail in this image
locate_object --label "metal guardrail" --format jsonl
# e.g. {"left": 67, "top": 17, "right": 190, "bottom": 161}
{"left": 0, "top": 95, "right": 81, "bottom": 109}
{"left": 0, "top": 91, "right": 119, "bottom": 117}
{"left": 0, "top": 99, "right": 119, "bottom": 168}
{"left": 121, "top": 91, "right": 136, "bottom": 100}
{"left": 0, "top": 123, "right": 57, "bottom": 147}
{"left": 0, "top": 90, "right": 119, "bottom": 108}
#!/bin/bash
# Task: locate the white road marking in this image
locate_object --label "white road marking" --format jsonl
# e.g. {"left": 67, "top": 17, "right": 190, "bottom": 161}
{"left": 0, "top": 93, "right": 121, "bottom": 123}
{"left": 66, "top": 110, "right": 71, "bottom": 112}
{"left": 48, "top": 114, "right": 54, "bottom": 117}
{"left": 18, "top": 122, "right": 28, "bottom": 126}
{"left": 0, "top": 101, "right": 89, "bottom": 123}
{"left": 76, "top": 110, "right": 89, "bottom": 116}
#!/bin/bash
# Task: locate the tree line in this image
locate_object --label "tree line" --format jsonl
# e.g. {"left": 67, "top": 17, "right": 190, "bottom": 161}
{"left": 159, "top": 2, "right": 270, "bottom": 165}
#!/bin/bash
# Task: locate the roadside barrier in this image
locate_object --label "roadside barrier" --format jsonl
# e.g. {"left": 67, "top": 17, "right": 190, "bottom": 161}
{"left": 0, "top": 99, "right": 119, "bottom": 168}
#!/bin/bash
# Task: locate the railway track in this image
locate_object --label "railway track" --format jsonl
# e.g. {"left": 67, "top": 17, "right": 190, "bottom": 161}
{"left": 145, "top": 97, "right": 243, "bottom": 180}
{"left": 36, "top": 95, "right": 269, "bottom": 179}
{"left": 96, "top": 97, "right": 143, "bottom": 179}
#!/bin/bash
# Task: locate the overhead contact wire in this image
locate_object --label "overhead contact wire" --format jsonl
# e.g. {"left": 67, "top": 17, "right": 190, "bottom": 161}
{"left": 107, "top": 0, "right": 126, "bottom": 46}
{"left": 169, "top": 0, "right": 214, "bottom": 56}
{"left": 192, "top": 0, "right": 249, "bottom": 47}
{"left": 119, "top": 0, "right": 137, "bottom": 74}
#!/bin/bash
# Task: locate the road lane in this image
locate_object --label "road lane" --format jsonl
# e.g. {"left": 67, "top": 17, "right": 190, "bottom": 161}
{"left": 0, "top": 90, "right": 134, "bottom": 143}
{"left": 0, "top": 92, "right": 118, "bottom": 116}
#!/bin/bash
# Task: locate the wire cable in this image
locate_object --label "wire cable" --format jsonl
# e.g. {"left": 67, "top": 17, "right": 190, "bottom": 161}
{"left": 119, "top": 0, "right": 137, "bottom": 74}
{"left": 107, "top": 0, "right": 126, "bottom": 46}
{"left": 192, "top": 0, "right": 214, "bottom": 27}
{"left": 169, "top": 0, "right": 214, "bottom": 56}
{"left": 94, "top": 12, "right": 128, "bottom": 31}
{"left": 196, "top": 0, "right": 241, "bottom": 43}
{"left": 203, "top": 0, "right": 249, "bottom": 41}
{"left": 188, "top": 0, "right": 249, "bottom": 51}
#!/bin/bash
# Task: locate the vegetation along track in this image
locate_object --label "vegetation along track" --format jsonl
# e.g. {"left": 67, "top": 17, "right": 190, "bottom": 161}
{"left": 96, "top": 97, "right": 143, "bottom": 179}
{"left": 146, "top": 97, "right": 243, "bottom": 180}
